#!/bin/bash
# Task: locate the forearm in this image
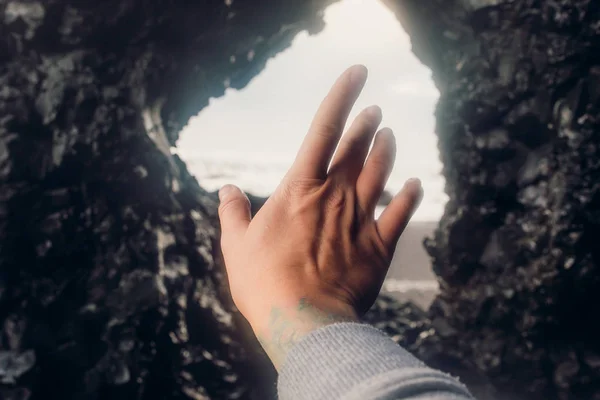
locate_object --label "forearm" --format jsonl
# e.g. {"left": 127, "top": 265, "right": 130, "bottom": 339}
{"left": 276, "top": 322, "right": 475, "bottom": 400}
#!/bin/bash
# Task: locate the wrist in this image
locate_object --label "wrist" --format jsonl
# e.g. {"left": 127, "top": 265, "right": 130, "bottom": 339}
{"left": 253, "top": 297, "right": 358, "bottom": 370}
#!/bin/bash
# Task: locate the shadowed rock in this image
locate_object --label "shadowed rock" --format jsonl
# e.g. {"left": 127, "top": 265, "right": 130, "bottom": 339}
{"left": 0, "top": 1, "right": 338, "bottom": 399}
{"left": 2, "top": 1, "right": 600, "bottom": 399}
{"left": 383, "top": 1, "right": 600, "bottom": 398}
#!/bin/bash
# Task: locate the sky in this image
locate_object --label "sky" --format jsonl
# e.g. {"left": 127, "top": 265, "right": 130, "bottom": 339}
{"left": 176, "top": 0, "right": 446, "bottom": 221}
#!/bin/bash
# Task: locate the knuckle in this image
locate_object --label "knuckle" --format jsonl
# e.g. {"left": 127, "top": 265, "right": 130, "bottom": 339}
{"left": 340, "top": 133, "right": 363, "bottom": 150}
{"left": 368, "top": 222, "right": 394, "bottom": 261}
{"left": 285, "top": 179, "right": 307, "bottom": 194}
{"left": 312, "top": 121, "right": 340, "bottom": 139}
{"left": 372, "top": 234, "right": 392, "bottom": 264}
{"left": 218, "top": 196, "right": 248, "bottom": 215}
{"left": 283, "top": 178, "right": 322, "bottom": 197}
{"left": 324, "top": 185, "right": 347, "bottom": 211}
{"left": 368, "top": 155, "right": 389, "bottom": 171}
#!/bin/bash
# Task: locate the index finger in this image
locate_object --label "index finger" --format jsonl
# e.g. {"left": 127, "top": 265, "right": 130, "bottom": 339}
{"left": 286, "top": 65, "right": 368, "bottom": 181}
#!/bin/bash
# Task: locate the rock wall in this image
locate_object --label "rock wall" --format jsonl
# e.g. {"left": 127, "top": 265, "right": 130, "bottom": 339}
{"left": 0, "top": 1, "right": 338, "bottom": 399}
{"left": 2, "top": 0, "right": 600, "bottom": 399}
{"left": 383, "top": 1, "right": 600, "bottom": 399}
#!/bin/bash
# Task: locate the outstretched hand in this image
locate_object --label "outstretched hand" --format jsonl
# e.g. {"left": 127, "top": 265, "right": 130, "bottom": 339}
{"left": 218, "top": 65, "right": 423, "bottom": 369}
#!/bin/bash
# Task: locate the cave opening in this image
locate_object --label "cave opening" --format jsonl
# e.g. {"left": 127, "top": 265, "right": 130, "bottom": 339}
{"left": 4, "top": 0, "right": 600, "bottom": 398}
{"left": 176, "top": 0, "right": 444, "bottom": 307}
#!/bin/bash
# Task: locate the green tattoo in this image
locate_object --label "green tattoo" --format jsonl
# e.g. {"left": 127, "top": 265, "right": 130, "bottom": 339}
{"left": 257, "top": 297, "right": 355, "bottom": 369}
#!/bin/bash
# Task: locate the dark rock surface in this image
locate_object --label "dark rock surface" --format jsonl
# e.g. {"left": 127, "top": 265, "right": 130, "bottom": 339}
{"left": 2, "top": 0, "right": 600, "bottom": 400}
{"left": 0, "top": 1, "right": 337, "bottom": 399}
{"left": 383, "top": 1, "right": 600, "bottom": 399}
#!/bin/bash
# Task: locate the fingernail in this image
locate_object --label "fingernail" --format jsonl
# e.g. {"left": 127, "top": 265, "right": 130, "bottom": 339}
{"left": 365, "top": 105, "right": 382, "bottom": 119}
{"left": 350, "top": 65, "right": 368, "bottom": 83}
{"left": 219, "top": 185, "right": 236, "bottom": 201}
{"left": 379, "top": 127, "right": 393, "bottom": 138}
{"left": 404, "top": 178, "right": 421, "bottom": 188}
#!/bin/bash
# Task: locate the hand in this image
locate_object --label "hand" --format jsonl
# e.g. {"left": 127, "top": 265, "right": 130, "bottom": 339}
{"left": 217, "top": 65, "right": 423, "bottom": 369}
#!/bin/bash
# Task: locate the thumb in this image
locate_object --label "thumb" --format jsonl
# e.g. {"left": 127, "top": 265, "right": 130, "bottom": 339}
{"left": 218, "top": 184, "right": 251, "bottom": 255}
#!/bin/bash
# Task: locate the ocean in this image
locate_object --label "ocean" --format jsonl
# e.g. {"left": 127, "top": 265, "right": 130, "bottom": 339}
{"left": 179, "top": 151, "right": 447, "bottom": 222}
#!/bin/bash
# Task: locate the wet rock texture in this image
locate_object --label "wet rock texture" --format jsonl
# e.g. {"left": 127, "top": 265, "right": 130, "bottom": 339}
{"left": 0, "top": 1, "right": 337, "bottom": 399}
{"left": 384, "top": 1, "right": 600, "bottom": 399}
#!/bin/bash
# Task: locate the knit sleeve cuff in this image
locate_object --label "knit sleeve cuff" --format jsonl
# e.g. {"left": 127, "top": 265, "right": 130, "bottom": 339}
{"left": 277, "top": 322, "right": 473, "bottom": 400}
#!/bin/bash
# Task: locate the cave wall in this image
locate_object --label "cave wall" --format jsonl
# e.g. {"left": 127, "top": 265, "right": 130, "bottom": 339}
{"left": 2, "top": 0, "right": 600, "bottom": 400}
{"left": 382, "top": 1, "right": 600, "bottom": 399}
{"left": 0, "top": 1, "right": 338, "bottom": 399}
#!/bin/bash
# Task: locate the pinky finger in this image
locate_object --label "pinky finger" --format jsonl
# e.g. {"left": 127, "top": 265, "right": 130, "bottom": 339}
{"left": 376, "top": 179, "right": 424, "bottom": 250}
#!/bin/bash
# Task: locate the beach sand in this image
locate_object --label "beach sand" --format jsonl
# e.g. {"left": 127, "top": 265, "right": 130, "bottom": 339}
{"left": 383, "top": 220, "right": 439, "bottom": 309}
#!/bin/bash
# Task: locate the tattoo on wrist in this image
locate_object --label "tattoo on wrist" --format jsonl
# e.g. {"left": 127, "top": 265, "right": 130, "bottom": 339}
{"left": 257, "top": 297, "right": 355, "bottom": 368}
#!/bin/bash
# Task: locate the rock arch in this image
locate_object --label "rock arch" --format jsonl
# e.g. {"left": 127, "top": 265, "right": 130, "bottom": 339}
{"left": 1, "top": 1, "right": 599, "bottom": 399}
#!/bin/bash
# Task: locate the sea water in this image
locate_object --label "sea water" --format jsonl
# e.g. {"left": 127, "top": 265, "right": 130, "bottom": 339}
{"left": 181, "top": 151, "right": 447, "bottom": 222}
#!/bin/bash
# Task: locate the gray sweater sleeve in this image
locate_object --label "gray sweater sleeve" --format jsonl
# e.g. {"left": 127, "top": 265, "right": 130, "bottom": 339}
{"left": 278, "top": 322, "right": 475, "bottom": 400}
